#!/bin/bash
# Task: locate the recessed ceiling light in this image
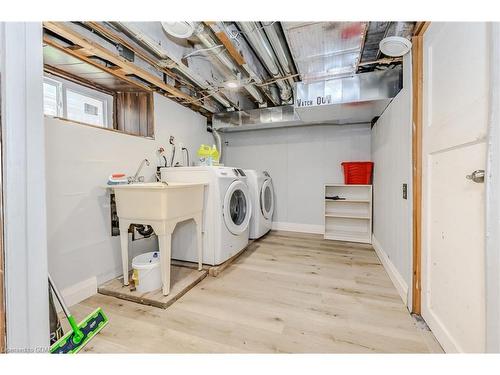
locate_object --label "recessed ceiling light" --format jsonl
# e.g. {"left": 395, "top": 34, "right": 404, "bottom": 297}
{"left": 379, "top": 36, "right": 412, "bottom": 57}
{"left": 161, "top": 22, "right": 196, "bottom": 39}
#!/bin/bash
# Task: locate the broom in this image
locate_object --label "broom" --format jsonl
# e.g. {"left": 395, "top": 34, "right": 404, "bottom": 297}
{"left": 48, "top": 273, "right": 109, "bottom": 354}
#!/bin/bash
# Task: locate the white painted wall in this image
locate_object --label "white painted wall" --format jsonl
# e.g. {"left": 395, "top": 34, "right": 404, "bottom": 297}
{"left": 370, "top": 53, "right": 413, "bottom": 306}
{"left": 45, "top": 93, "right": 212, "bottom": 294}
{"left": 224, "top": 123, "right": 372, "bottom": 233}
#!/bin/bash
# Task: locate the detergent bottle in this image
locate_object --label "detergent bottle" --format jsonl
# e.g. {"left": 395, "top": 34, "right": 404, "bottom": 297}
{"left": 197, "top": 144, "right": 211, "bottom": 166}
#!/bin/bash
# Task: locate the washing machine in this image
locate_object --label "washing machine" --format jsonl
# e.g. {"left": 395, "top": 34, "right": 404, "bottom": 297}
{"left": 245, "top": 170, "right": 274, "bottom": 239}
{"left": 160, "top": 166, "right": 251, "bottom": 265}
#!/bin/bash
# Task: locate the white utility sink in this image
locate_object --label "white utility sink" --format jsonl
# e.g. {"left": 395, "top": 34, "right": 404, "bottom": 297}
{"left": 111, "top": 181, "right": 206, "bottom": 296}
{"left": 112, "top": 182, "right": 204, "bottom": 222}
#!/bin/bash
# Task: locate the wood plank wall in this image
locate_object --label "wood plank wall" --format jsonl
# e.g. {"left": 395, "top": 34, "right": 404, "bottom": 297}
{"left": 115, "top": 92, "right": 154, "bottom": 138}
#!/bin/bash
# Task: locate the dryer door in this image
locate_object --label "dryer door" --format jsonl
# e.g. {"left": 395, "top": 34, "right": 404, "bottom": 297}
{"left": 223, "top": 180, "right": 252, "bottom": 235}
{"left": 260, "top": 178, "right": 274, "bottom": 220}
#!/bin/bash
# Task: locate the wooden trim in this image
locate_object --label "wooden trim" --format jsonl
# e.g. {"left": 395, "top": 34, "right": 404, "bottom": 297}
{"left": 0, "top": 158, "right": 5, "bottom": 354}
{"left": 45, "top": 114, "right": 156, "bottom": 140}
{"left": 414, "top": 22, "right": 431, "bottom": 37}
{"left": 411, "top": 25, "right": 428, "bottom": 314}
{"left": 0, "top": 73, "right": 5, "bottom": 352}
{"left": 43, "top": 22, "right": 198, "bottom": 105}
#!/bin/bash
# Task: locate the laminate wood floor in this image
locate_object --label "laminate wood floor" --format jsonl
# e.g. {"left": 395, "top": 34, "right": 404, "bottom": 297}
{"left": 70, "top": 231, "right": 443, "bottom": 353}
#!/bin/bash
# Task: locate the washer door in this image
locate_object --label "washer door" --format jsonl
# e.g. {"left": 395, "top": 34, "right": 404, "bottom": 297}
{"left": 260, "top": 178, "right": 274, "bottom": 220}
{"left": 223, "top": 180, "right": 252, "bottom": 235}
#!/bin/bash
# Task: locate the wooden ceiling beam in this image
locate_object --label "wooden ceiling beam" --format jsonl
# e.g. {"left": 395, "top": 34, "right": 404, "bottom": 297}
{"left": 82, "top": 22, "right": 195, "bottom": 90}
{"left": 204, "top": 22, "right": 246, "bottom": 66}
{"left": 43, "top": 22, "right": 201, "bottom": 106}
{"left": 43, "top": 37, "right": 153, "bottom": 93}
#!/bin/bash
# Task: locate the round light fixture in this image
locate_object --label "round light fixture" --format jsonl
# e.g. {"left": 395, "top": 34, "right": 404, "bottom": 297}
{"left": 224, "top": 80, "right": 241, "bottom": 89}
{"left": 379, "top": 36, "right": 412, "bottom": 57}
{"left": 161, "top": 22, "right": 196, "bottom": 39}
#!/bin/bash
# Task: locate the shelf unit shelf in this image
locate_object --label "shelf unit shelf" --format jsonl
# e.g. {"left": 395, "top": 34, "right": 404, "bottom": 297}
{"left": 324, "top": 184, "right": 372, "bottom": 244}
{"left": 325, "top": 199, "right": 371, "bottom": 203}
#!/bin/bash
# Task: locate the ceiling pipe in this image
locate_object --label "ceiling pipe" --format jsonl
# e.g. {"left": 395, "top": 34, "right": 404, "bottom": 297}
{"left": 194, "top": 23, "right": 266, "bottom": 107}
{"left": 208, "top": 22, "right": 280, "bottom": 106}
{"left": 262, "top": 23, "right": 296, "bottom": 89}
{"left": 236, "top": 22, "right": 292, "bottom": 103}
{"left": 112, "top": 22, "right": 234, "bottom": 111}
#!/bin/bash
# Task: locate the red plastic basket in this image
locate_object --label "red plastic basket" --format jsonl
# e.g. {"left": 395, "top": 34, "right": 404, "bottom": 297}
{"left": 341, "top": 162, "right": 374, "bottom": 185}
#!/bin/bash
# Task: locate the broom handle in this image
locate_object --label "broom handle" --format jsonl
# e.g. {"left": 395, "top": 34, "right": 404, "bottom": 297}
{"left": 48, "top": 273, "right": 71, "bottom": 319}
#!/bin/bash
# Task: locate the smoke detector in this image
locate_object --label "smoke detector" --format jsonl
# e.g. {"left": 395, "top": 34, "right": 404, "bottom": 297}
{"left": 161, "top": 22, "right": 196, "bottom": 39}
{"left": 379, "top": 36, "right": 412, "bottom": 57}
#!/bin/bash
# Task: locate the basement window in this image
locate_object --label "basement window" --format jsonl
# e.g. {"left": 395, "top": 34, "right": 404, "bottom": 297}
{"left": 43, "top": 75, "right": 112, "bottom": 128}
{"left": 43, "top": 73, "right": 154, "bottom": 138}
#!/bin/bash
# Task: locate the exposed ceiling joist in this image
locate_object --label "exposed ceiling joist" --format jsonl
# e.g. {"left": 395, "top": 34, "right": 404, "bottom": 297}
{"left": 43, "top": 22, "right": 202, "bottom": 108}
{"left": 204, "top": 22, "right": 246, "bottom": 66}
{"left": 82, "top": 22, "right": 195, "bottom": 90}
{"left": 43, "top": 37, "right": 153, "bottom": 93}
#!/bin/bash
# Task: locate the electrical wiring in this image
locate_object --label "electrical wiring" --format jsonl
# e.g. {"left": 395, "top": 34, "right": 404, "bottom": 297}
{"left": 182, "top": 44, "right": 225, "bottom": 59}
{"left": 255, "top": 73, "right": 300, "bottom": 87}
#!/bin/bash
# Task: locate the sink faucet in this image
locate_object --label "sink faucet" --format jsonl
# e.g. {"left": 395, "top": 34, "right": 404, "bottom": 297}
{"left": 128, "top": 158, "right": 150, "bottom": 183}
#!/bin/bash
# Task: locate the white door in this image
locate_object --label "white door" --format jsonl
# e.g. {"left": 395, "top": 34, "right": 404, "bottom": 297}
{"left": 422, "top": 22, "right": 489, "bottom": 352}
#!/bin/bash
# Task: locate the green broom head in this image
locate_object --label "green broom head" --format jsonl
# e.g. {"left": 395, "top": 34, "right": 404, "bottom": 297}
{"left": 50, "top": 307, "right": 108, "bottom": 354}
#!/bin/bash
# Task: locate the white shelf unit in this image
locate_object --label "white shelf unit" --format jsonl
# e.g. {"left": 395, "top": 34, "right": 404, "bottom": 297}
{"left": 324, "top": 184, "right": 372, "bottom": 244}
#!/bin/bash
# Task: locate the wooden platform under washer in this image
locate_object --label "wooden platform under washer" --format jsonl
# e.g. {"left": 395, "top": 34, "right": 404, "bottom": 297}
{"left": 98, "top": 266, "right": 207, "bottom": 309}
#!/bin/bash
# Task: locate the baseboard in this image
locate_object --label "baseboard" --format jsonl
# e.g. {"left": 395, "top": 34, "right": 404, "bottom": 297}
{"left": 54, "top": 276, "right": 97, "bottom": 312}
{"left": 272, "top": 221, "right": 324, "bottom": 234}
{"left": 372, "top": 235, "right": 409, "bottom": 306}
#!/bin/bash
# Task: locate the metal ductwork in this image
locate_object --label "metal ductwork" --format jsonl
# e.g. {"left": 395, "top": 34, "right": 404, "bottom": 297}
{"left": 295, "top": 67, "right": 401, "bottom": 123}
{"left": 112, "top": 22, "right": 233, "bottom": 111}
{"left": 213, "top": 67, "right": 402, "bottom": 132}
{"left": 215, "top": 22, "right": 281, "bottom": 106}
{"left": 385, "top": 22, "right": 414, "bottom": 40}
{"left": 194, "top": 23, "right": 266, "bottom": 107}
{"left": 236, "top": 22, "right": 293, "bottom": 103}
{"left": 263, "top": 23, "right": 296, "bottom": 89}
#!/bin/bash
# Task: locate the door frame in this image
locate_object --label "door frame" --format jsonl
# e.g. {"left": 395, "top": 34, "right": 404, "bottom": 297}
{"left": 486, "top": 22, "right": 500, "bottom": 353}
{"left": 411, "top": 21, "right": 430, "bottom": 315}
{"left": 0, "top": 24, "right": 4, "bottom": 355}
{"left": 0, "top": 87, "right": 4, "bottom": 352}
